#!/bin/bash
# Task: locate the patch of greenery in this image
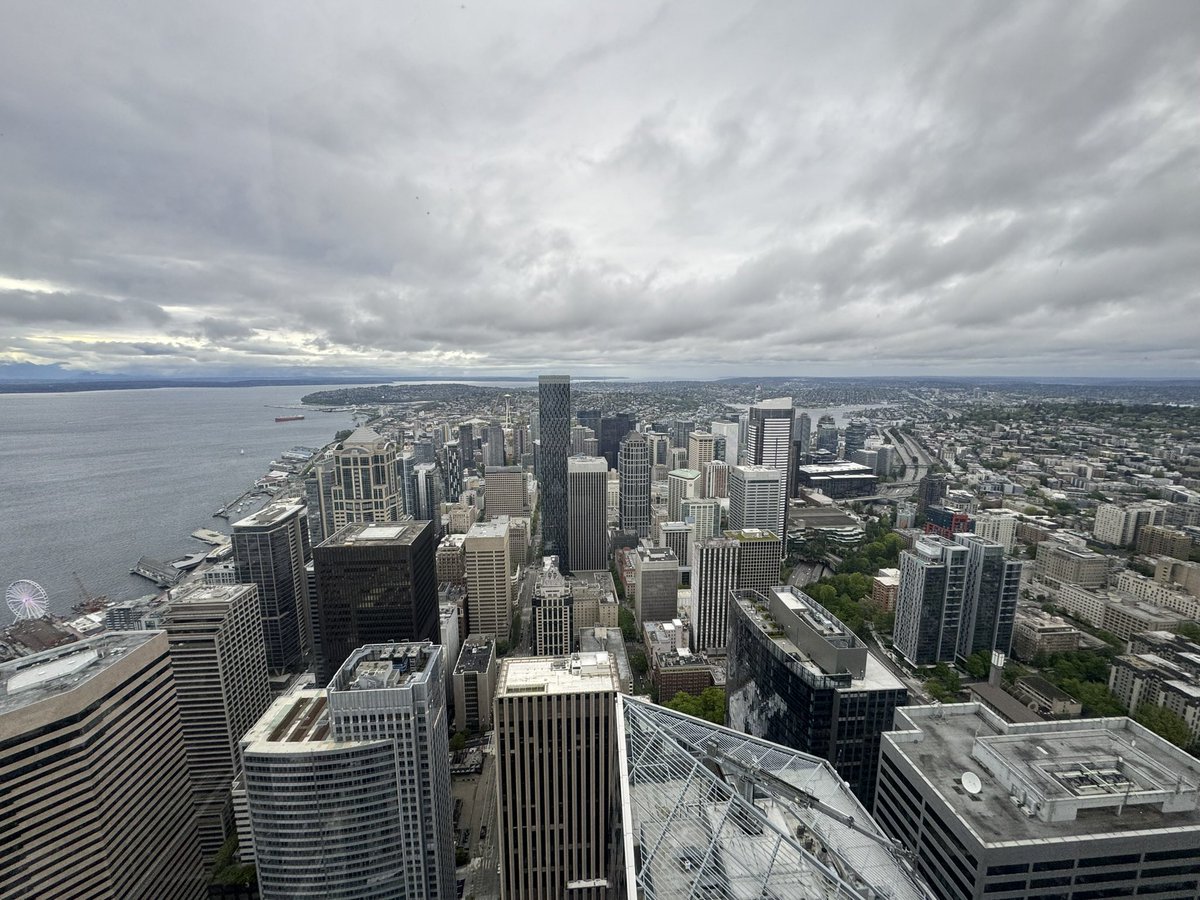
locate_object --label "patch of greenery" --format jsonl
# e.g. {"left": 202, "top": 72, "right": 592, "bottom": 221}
{"left": 210, "top": 835, "right": 256, "bottom": 887}
{"left": 663, "top": 687, "right": 726, "bottom": 725}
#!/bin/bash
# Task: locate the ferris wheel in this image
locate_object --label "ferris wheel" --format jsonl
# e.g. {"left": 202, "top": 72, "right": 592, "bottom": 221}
{"left": 7, "top": 580, "right": 49, "bottom": 621}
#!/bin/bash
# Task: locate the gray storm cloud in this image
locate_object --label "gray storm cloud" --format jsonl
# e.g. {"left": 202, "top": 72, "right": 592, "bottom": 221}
{"left": 0, "top": 1, "right": 1196, "bottom": 377}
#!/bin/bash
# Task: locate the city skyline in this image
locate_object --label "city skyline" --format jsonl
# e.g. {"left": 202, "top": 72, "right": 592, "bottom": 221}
{"left": 1, "top": 3, "right": 1197, "bottom": 379}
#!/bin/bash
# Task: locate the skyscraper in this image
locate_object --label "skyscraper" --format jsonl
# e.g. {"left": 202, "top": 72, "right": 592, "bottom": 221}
{"left": 682, "top": 497, "right": 721, "bottom": 540}
{"left": 494, "top": 653, "right": 620, "bottom": 900}
{"left": 413, "top": 461, "right": 444, "bottom": 532}
{"left": 484, "top": 464, "right": 529, "bottom": 518}
{"left": 726, "top": 527, "right": 782, "bottom": 594}
{"left": 539, "top": 375, "right": 572, "bottom": 571}
{"left": 322, "top": 426, "right": 403, "bottom": 528}
{"left": 440, "top": 439, "right": 464, "bottom": 502}
{"left": 710, "top": 419, "right": 740, "bottom": 464}
{"left": 726, "top": 586, "right": 908, "bottom": 808}
{"left": 690, "top": 535, "right": 740, "bottom": 650}
{"left": 532, "top": 558, "right": 574, "bottom": 655}
{"left": 618, "top": 431, "right": 651, "bottom": 538}
{"left": 464, "top": 520, "right": 513, "bottom": 638}
{"left": 729, "top": 464, "right": 786, "bottom": 541}
{"left": 241, "top": 643, "right": 454, "bottom": 900}
{"left": 686, "top": 430, "right": 715, "bottom": 473}
{"left": 795, "top": 411, "right": 812, "bottom": 463}
{"left": 955, "top": 533, "right": 1022, "bottom": 661}
{"left": 232, "top": 500, "right": 312, "bottom": 674}
{"left": 599, "top": 412, "right": 636, "bottom": 469}
{"left": 312, "top": 520, "right": 439, "bottom": 684}
{"left": 0, "top": 632, "right": 206, "bottom": 899}
{"left": 161, "top": 584, "right": 272, "bottom": 861}
{"left": 666, "top": 467, "right": 701, "bottom": 520}
{"left": 815, "top": 415, "right": 839, "bottom": 455}
{"left": 843, "top": 418, "right": 868, "bottom": 458}
{"left": 634, "top": 543, "right": 679, "bottom": 624}
{"left": 568, "top": 455, "right": 609, "bottom": 571}
{"left": 893, "top": 534, "right": 969, "bottom": 667}
{"left": 747, "top": 397, "right": 795, "bottom": 496}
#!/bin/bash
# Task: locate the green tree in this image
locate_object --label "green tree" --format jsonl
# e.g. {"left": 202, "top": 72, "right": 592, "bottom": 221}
{"left": 618, "top": 606, "right": 638, "bottom": 641}
{"left": 664, "top": 687, "right": 726, "bottom": 725}
{"left": 334, "top": 428, "right": 353, "bottom": 442}
{"left": 964, "top": 650, "right": 991, "bottom": 680}
{"left": 1177, "top": 621, "right": 1200, "bottom": 643}
{"left": 449, "top": 731, "right": 467, "bottom": 752}
{"left": 628, "top": 648, "right": 649, "bottom": 678}
{"left": 1135, "top": 703, "right": 1195, "bottom": 749}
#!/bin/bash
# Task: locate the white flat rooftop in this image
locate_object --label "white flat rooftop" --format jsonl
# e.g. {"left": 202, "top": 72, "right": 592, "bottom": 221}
{"left": 497, "top": 653, "right": 618, "bottom": 696}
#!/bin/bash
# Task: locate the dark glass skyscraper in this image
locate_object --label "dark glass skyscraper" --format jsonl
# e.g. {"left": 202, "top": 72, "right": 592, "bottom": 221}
{"left": 538, "top": 375, "right": 571, "bottom": 572}
{"left": 599, "top": 412, "right": 635, "bottom": 469}
{"left": 618, "top": 431, "right": 651, "bottom": 538}
{"left": 312, "top": 520, "right": 439, "bottom": 685}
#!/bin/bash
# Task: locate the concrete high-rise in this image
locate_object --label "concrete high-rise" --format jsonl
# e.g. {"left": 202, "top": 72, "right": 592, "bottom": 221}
{"left": 453, "top": 635, "right": 498, "bottom": 733}
{"left": 312, "top": 520, "right": 439, "bottom": 684}
{"left": 162, "top": 584, "right": 272, "bottom": 861}
{"left": 726, "top": 586, "right": 907, "bottom": 808}
{"left": 686, "top": 431, "right": 715, "bottom": 474}
{"left": 484, "top": 465, "right": 529, "bottom": 518}
{"left": 464, "top": 520, "right": 513, "bottom": 638}
{"left": 568, "top": 455, "right": 609, "bottom": 571}
{"left": 726, "top": 527, "right": 782, "bottom": 594}
{"left": 532, "top": 557, "right": 574, "bottom": 655}
{"left": 666, "top": 467, "right": 701, "bottom": 520}
{"left": 815, "top": 415, "right": 839, "bottom": 455}
{"left": 0, "top": 632, "right": 206, "bottom": 899}
{"left": 483, "top": 422, "right": 506, "bottom": 467}
{"left": 794, "top": 411, "right": 812, "bottom": 463}
{"left": 876, "top": 703, "right": 1200, "bottom": 900}
{"left": 618, "top": 431, "right": 651, "bottom": 538}
{"left": 729, "top": 464, "right": 786, "bottom": 541}
{"left": 634, "top": 544, "right": 679, "bottom": 624}
{"left": 232, "top": 500, "right": 312, "bottom": 674}
{"left": 241, "top": 643, "right": 454, "bottom": 900}
{"left": 494, "top": 653, "right": 621, "bottom": 900}
{"left": 539, "top": 375, "right": 572, "bottom": 571}
{"left": 710, "top": 420, "right": 740, "bottom": 464}
{"left": 690, "top": 535, "right": 740, "bottom": 650}
{"left": 322, "top": 426, "right": 403, "bottom": 528}
{"left": 747, "top": 397, "right": 795, "bottom": 497}
{"left": 682, "top": 497, "right": 721, "bottom": 540}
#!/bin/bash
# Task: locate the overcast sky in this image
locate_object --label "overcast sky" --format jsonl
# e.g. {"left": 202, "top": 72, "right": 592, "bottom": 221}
{"left": 1, "top": 2, "right": 1197, "bottom": 379}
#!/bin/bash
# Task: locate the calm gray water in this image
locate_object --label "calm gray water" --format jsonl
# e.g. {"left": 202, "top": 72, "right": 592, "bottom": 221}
{"left": 0, "top": 386, "right": 356, "bottom": 617}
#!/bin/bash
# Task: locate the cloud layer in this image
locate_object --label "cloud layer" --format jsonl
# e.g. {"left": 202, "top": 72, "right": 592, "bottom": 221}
{"left": 1, "top": 1, "right": 1197, "bottom": 377}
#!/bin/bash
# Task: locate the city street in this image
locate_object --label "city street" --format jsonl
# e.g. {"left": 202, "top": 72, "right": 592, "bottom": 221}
{"left": 453, "top": 743, "right": 499, "bottom": 900}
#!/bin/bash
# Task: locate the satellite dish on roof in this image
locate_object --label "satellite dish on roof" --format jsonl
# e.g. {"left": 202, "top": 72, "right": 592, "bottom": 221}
{"left": 962, "top": 771, "right": 983, "bottom": 795}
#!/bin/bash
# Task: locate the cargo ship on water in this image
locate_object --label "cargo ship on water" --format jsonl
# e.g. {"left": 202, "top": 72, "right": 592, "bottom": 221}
{"left": 275, "top": 414, "right": 305, "bottom": 422}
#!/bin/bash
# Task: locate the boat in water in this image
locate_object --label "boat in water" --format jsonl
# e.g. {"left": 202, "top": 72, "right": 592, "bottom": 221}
{"left": 275, "top": 415, "right": 305, "bottom": 423}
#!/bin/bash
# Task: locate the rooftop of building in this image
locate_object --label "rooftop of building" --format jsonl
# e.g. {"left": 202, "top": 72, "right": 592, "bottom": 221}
{"left": 873, "top": 568, "right": 901, "bottom": 586}
{"left": 332, "top": 643, "right": 434, "bottom": 692}
{"left": 723, "top": 527, "right": 780, "bottom": 542}
{"left": 496, "top": 652, "right": 619, "bottom": 696}
{"left": 0, "top": 631, "right": 159, "bottom": 717}
{"left": 637, "top": 544, "right": 678, "bottom": 562}
{"left": 465, "top": 520, "right": 510, "bottom": 540}
{"left": 165, "top": 582, "right": 255, "bottom": 607}
{"left": 455, "top": 636, "right": 495, "bottom": 674}
{"left": 967, "top": 682, "right": 1045, "bottom": 724}
{"left": 324, "top": 519, "right": 426, "bottom": 547}
{"left": 668, "top": 468, "right": 702, "bottom": 479}
{"left": 1017, "top": 674, "right": 1078, "bottom": 703}
{"left": 342, "top": 425, "right": 387, "bottom": 446}
{"left": 796, "top": 460, "right": 877, "bottom": 476}
{"left": 231, "top": 500, "right": 305, "bottom": 529}
{"left": 885, "top": 703, "right": 1200, "bottom": 846}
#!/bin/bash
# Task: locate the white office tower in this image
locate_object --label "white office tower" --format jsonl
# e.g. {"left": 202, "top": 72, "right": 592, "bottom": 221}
{"left": 464, "top": 520, "right": 513, "bottom": 638}
{"left": 729, "top": 464, "right": 786, "bottom": 540}
{"left": 660, "top": 521, "right": 693, "bottom": 567}
{"left": 682, "top": 497, "right": 721, "bottom": 540}
{"left": 162, "top": 584, "right": 272, "bottom": 861}
{"left": 619, "top": 697, "right": 930, "bottom": 900}
{"left": 877, "top": 704, "right": 1200, "bottom": 900}
{"left": 691, "top": 536, "right": 740, "bottom": 651}
{"left": 0, "top": 633, "right": 206, "bottom": 899}
{"left": 973, "top": 510, "right": 1017, "bottom": 552}
{"left": 413, "top": 462, "right": 444, "bottom": 529}
{"left": 666, "top": 467, "right": 701, "bottom": 520}
{"left": 533, "top": 556, "right": 575, "bottom": 655}
{"left": 495, "top": 653, "right": 621, "bottom": 900}
{"left": 241, "top": 643, "right": 454, "bottom": 900}
{"left": 710, "top": 420, "right": 740, "bottom": 464}
{"left": 568, "top": 455, "right": 610, "bottom": 571}
{"left": 686, "top": 431, "right": 715, "bottom": 474}
{"left": 746, "top": 397, "right": 795, "bottom": 495}
{"left": 619, "top": 431, "right": 651, "bottom": 537}
{"left": 322, "top": 426, "right": 403, "bottom": 528}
